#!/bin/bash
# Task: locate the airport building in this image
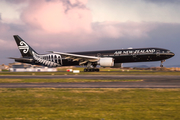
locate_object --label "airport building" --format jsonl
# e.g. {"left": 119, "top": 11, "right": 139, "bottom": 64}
{"left": 0, "top": 64, "right": 9, "bottom": 71}
{"left": 9, "top": 63, "right": 57, "bottom": 72}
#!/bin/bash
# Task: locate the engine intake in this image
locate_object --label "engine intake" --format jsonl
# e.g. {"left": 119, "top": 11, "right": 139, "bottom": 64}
{"left": 98, "top": 57, "right": 114, "bottom": 67}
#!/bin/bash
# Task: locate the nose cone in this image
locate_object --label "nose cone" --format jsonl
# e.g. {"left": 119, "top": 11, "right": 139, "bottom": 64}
{"left": 169, "top": 52, "right": 175, "bottom": 58}
{"left": 171, "top": 52, "right": 175, "bottom": 57}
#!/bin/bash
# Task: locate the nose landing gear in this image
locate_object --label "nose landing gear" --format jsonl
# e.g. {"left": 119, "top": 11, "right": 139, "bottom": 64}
{"left": 160, "top": 60, "right": 166, "bottom": 67}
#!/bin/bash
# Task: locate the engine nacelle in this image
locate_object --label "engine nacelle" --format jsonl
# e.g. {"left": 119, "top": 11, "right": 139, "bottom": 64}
{"left": 98, "top": 57, "right": 114, "bottom": 67}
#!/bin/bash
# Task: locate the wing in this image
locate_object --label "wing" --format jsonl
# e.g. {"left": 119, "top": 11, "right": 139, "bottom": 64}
{"left": 51, "top": 51, "right": 99, "bottom": 65}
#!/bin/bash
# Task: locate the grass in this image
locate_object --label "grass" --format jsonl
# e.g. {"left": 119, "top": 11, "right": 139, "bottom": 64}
{"left": 1, "top": 70, "right": 180, "bottom": 76}
{"left": 0, "top": 78, "right": 142, "bottom": 83}
{"left": 0, "top": 88, "right": 180, "bottom": 120}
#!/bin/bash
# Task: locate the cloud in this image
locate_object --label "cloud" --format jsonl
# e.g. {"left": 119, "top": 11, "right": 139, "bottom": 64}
{"left": 0, "top": 22, "right": 10, "bottom": 37}
{"left": 20, "top": 0, "right": 92, "bottom": 35}
{"left": 4, "top": 0, "right": 153, "bottom": 50}
{"left": 0, "top": 0, "right": 179, "bottom": 66}
{"left": 0, "top": 0, "right": 159, "bottom": 44}
{"left": 92, "top": 22, "right": 156, "bottom": 39}
{"left": 5, "top": 0, "right": 24, "bottom": 3}
{"left": 88, "top": 0, "right": 180, "bottom": 23}
{"left": 145, "top": 0, "right": 180, "bottom": 4}
{"left": 0, "top": 0, "right": 157, "bottom": 51}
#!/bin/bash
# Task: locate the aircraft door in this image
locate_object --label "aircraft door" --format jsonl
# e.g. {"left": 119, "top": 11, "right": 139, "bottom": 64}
{"left": 132, "top": 51, "right": 137, "bottom": 58}
{"left": 156, "top": 50, "right": 160, "bottom": 56}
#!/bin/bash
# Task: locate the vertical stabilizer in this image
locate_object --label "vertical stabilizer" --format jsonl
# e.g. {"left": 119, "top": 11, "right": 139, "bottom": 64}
{"left": 13, "top": 35, "right": 37, "bottom": 58}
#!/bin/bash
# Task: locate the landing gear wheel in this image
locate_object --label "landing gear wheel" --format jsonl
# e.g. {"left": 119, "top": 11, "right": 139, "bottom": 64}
{"left": 89, "top": 69, "right": 93, "bottom": 72}
{"left": 95, "top": 68, "right": 100, "bottom": 72}
{"left": 83, "top": 68, "right": 100, "bottom": 72}
{"left": 160, "top": 65, "right": 163, "bottom": 67}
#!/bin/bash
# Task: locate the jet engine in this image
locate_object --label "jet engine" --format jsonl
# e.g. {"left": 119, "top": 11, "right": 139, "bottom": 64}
{"left": 98, "top": 57, "right": 114, "bottom": 67}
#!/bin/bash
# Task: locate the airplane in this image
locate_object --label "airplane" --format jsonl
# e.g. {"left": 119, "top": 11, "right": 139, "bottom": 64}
{"left": 10, "top": 35, "right": 175, "bottom": 72}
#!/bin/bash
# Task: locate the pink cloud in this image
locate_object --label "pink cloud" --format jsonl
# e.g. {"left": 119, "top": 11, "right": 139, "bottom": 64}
{"left": 0, "top": 0, "right": 178, "bottom": 66}
{"left": 0, "top": 23, "right": 10, "bottom": 33}
{"left": 0, "top": 0, "right": 157, "bottom": 52}
{"left": 69, "top": 0, "right": 88, "bottom": 6}
{"left": 19, "top": 0, "right": 155, "bottom": 40}
{"left": 21, "top": 0, "right": 92, "bottom": 34}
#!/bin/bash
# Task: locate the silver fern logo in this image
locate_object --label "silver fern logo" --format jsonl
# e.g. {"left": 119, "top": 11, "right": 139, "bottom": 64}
{"left": 32, "top": 51, "right": 62, "bottom": 67}
{"left": 18, "top": 41, "right": 29, "bottom": 54}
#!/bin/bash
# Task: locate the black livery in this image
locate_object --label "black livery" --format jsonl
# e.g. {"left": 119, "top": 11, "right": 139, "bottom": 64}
{"left": 10, "top": 35, "right": 175, "bottom": 72}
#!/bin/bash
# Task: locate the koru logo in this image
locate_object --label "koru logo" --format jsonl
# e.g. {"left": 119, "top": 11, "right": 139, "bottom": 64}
{"left": 18, "top": 41, "right": 29, "bottom": 54}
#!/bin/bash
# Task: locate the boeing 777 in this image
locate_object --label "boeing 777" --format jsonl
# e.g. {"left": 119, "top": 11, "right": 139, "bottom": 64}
{"left": 10, "top": 35, "right": 175, "bottom": 72}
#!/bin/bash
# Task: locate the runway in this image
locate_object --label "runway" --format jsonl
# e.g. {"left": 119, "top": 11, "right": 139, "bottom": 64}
{"left": 0, "top": 75, "right": 180, "bottom": 88}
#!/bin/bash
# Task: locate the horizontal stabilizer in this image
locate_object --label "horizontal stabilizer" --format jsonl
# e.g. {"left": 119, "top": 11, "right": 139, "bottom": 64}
{"left": 9, "top": 57, "right": 33, "bottom": 62}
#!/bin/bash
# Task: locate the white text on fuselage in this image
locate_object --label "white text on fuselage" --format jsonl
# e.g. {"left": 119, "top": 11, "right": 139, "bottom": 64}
{"left": 114, "top": 49, "right": 156, "bottom": 55}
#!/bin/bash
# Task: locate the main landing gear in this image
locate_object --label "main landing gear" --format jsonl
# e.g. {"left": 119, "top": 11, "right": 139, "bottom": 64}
{"left": 84, "top": 68, "right": 99, "bottom": 72}
{"left": 83, "top": 62, "right": 100, "bottom": 72}
{"left": 160, "top": 60, "right": 166, "bottom": 67}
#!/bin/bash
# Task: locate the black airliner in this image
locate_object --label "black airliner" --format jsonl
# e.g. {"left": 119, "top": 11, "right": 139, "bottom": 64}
{"left": 10, "top": 35, "right": 175, "bottom": 72}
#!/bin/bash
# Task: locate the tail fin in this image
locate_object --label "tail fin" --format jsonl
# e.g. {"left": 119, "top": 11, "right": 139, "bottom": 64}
{"left": 13, "top": 35, "right": 37, "bottom": 58}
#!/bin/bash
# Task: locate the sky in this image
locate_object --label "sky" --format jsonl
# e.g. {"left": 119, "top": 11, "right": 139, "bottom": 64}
{"left": 0, "top": 0, "right": 179, "bottom": 67}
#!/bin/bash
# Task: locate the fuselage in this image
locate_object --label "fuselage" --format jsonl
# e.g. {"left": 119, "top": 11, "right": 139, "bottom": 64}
{"left": 14, "top": 47, "right": 174, "bottom": 67}
{"left": 11, "top": 35, "right": 176, "bottom": 71}
{"left": 58, "top": 47, "right": 174, "bottom": 66}
{"left": 12, "top": 35, "right": 175, "bottom": 69}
